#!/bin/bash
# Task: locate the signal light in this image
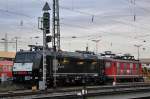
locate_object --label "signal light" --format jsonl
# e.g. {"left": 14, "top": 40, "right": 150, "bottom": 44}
{"left": 43, "top": 12, "right": 50, "bottom": 34}
{"left": 46, "top": 36, "right": 52, "bottom": 43}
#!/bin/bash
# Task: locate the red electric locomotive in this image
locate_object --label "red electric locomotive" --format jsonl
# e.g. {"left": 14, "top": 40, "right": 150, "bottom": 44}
{"left": 102, "top": 51, "right": 143, "bottom": 83}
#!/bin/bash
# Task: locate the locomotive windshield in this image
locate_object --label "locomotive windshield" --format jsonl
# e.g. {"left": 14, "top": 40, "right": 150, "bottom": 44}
{"left": 15, "top": 52, "right": 36, "bottom": 63}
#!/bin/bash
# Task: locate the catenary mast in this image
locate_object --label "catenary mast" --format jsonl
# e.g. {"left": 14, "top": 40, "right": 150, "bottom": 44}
{"left": 52, "top": 0, "right": 60, "bottom": 51}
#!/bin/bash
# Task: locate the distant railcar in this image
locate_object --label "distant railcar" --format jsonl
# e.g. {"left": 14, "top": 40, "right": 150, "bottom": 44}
{"left": 0, "top": 60, "right": 13, "bottom": 81}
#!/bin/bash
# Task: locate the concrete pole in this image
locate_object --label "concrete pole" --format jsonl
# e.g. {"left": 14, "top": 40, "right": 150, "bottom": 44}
{"left": 5, "top": 34, "right": 8, "bottom": 52}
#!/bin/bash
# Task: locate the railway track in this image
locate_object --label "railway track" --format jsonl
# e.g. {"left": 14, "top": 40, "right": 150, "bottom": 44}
{"left": 0, "top": 82, "right": 150, "bottom": 99}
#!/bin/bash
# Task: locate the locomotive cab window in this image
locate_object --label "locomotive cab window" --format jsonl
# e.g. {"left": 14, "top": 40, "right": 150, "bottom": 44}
{"left": 136, "top": 64, "right": 139, "bottom": 74}
{"left": 130, "top": 63, "right": 133, "bottom": 69}
{"left": 124, "top": 63, "right": 127, "bottom": 69}
{"left": 117, "top": 62, "right": 120, "bottom": 74}
{"left": 105, "top": 62, "right": 111, "bottom": 68}
{"left": 136, "top": 64, "right": 139, "bottom": 69}
{"left": 90, "top": 61, "right": 97, "bottom": 71}
{"left": 117, "top": 62, "right": 120, "bottom": 68}
{"left": 15, "top": 52, "right": 36, "bottom": 63}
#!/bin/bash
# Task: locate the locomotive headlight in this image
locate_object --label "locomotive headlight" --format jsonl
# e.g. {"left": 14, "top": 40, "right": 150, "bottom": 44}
{"left": 94, "top": 74, "right": 98, "bottom": 76}
{"left": 77, "top": 61, "right": 84, "bottom": 65}
{"left": 63, "top": 58, "right": 69, "bottom": 64}
{"left": 92, "top": 62, "right": 97, "bottom": 65}
{"left": 127, "top": 70, "right": 130, "bottom": 73}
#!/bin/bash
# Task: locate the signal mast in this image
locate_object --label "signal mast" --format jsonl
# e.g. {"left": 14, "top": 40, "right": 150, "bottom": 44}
{"left": 38, "top": 2, "right": 51, "bottom": 90}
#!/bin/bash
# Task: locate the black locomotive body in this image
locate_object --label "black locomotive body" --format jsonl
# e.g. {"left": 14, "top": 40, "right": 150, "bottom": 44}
{"left": 54, "top": 51, "right": 105, "bottom": 86}
{"left": 12, "top": 48, "right": 105, "bottom": 88}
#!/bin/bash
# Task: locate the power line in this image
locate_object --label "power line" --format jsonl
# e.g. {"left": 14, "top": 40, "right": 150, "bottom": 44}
{"left": 61, "top": 22, "right": 137, "bottom": 42}
{"left": 60, "top": 6, "right": 150, "bottom": 35}
{"left": 0, "top": 1, "right": 149, "bottom": 32}
{"left": 0, "top": 1, "right": 149, "bottom": 42}
{"left": 59, "top": 0, "right": 150, "bottom": 31}
{"left": 0, "top": 8, "right": 33, "bottom": 18}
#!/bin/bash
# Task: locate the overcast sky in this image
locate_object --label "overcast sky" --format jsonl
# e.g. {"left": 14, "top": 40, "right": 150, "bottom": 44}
{"left": 0, "top": 0, "right": 150, "bottom": 58}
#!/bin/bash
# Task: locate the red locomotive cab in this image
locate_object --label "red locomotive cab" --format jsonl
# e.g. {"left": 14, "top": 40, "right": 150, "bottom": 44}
{"left": 103, "top": 52, "right": 143, "bottom": 83}
{"left": 104, "top": 60, "right": 117, "bottom": 83}
{"left": 105, "top": 61, "right": 115, "bottom": 77}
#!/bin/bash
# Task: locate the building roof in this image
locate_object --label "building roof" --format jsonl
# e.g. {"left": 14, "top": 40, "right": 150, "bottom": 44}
{"left": 0, "top": 51, "right": 16, "bottom": 58}
{"left": 140, "top": 58, "right": 150, "bottom": 64}
{"left": 0, "top": 60, "right": 13, "bottom": 66}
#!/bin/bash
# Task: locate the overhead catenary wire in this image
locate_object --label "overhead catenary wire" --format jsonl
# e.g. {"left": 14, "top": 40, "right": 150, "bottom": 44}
{"left": 61, "top": 22, "right": 136, "bottom": 40}
{"left": 0, "top": 8, "right": 33, "bottom": 18}
{"left": 0, "top": 1, "right": 149, "bottom": 33}
{"left": 60, "top": 3, "right": 150, "bottom": 33}
{"left": 0, "top": 1, "right": 149, "bottom": 43}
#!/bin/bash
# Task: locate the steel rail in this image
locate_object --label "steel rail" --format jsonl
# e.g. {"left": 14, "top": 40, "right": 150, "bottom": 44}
{"left": 0, "top": 83, "right": 150, "bottom": 98}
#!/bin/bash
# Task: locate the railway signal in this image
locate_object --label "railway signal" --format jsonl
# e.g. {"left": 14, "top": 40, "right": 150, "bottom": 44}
{"left": 38, "top": 2, "right": 51, "bottom": 90}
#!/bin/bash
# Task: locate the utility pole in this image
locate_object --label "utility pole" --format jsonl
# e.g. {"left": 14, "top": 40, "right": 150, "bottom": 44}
{"left": 92, "top": 39, "right": 100, "bottom": 54}
{"left": 14, "top": 37, "right": 18, "bottom": 52}
{"left": 5, "top": 34, "right": 8, "bottom": 52}
{"left": 1, "top": 34, "right": 8, "bottom": 52}
{"left": 0, "top": 34, "right": 18, "bottom": 52}
{"left": 134, "top": 44, "right": 142, "bottom": 60}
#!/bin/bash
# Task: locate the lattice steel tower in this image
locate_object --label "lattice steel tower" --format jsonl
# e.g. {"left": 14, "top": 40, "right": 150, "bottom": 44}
{"left": 52, "top": 0, "right": 60, "bottom": 51}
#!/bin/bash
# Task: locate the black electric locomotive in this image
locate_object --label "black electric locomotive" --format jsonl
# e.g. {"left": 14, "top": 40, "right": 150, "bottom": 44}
{"left": 12, "top": 45, "right": 105, "bottom": 88}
